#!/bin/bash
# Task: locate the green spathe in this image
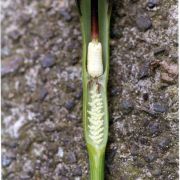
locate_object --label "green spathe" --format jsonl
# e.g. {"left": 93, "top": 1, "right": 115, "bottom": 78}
{"left": 76, "top": 0, "right": 111, "bottom": 179}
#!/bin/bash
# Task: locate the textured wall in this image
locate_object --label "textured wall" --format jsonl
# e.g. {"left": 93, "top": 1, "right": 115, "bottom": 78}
{"left": 2, "top": 0, "right": 178, "bottom": 179}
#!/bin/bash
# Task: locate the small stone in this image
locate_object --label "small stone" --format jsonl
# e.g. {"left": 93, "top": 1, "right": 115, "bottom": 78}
{"left": 19, "top": 138, "right": 34, "bottom": 153}
{"left": 130, "top": 144, "right": 139, "bottom": 156}
{"left": 165, "top": 154, "right": 178, "bottom": 165}
{"left": 57, "top": 147, "right": 64, "bottom": 158}
{"left": 19, "top": 172, "right": 31, "bottom": 180}
{"left": 38, "top": 87, "right": 48, "bottom": 101}
{"left": 17, "top": 13, "right": 31, "bottom": 26}
{"left": 136, "top": 12, "right": 152, "bottom": 31}
{"left": 47, "top": 143, "right": 58, "bottom": 154}
{"left": 153, "top": 47, "right": 167, "bottom": 56}
{"left": 110, "top": 87, "right": 119, "bottom": 96}
{"left": 160, "top": 61, "right": 178, "bottom": 76}
{"left": 65, "top": 100, "right": 75, "bottom": 111}
{"left": 43, "top": 124, "right": 56, "bottom": 132}
{"left": 144, "top": 153, "right": 157, "bottom": 162}
{"left": 56, "top": 164, "right": 68, "bottom": 176}
{"left": 139, "top": 63, "right": 150, "bottom": 79}
{"left": 151, "top": 167, "right": 161, "bottom": 177}
{"left": 8, "top": 30, "right": 21, "bottom": 41}
{"left": 148, "top": 122, "right": 160, "bottom": 136}
{"left": 71, "top": 54, "right": 79, "bottom": 65}
{"left": 2, "top": 155, "right": 13, "bottom": 167}
{"left": 161, "top": 73, "right": 174, "bottom": 84}
{"left": 2, "top": 140, "right": 18, "bottom": 148}
{"left": 1, "top": 57, "right": 24, "bottom": 76}
{"left": 139, "top": 137, "right": 149, "bottom": 145}
{"left": 74, "top": 90, "right": 82, "bottom": 100}
{"left": 147, "top": 0, "right": 159, "bottom": 9}
{"left": 72, "top": 166, "right": 82, "bottom": 176}
{"left": 61, "top": 177, "right": 69, "bottom": 180}
{"left": 66, "top": 152, "right": 77, "bottom": 164}
{"left": 111, "top": 27, "right": 123, "bottom": 39}
{"left": 23, "top": 160, "right": 34, "bottom": 175}
{"left": 152, "top": 103, "right": 167, "bottom": 113}
{"left": 41, "top": 54, "right": 56, "bottom": 68}
{"left": 60, "top": 9, "right": 72, "bottom": 21}
{"left": 1, "top": 46, "right": 11, "bottom": 58}
{"left": 158, "top": 137, "right": 171, "bottom": 150}
{"left": 120, "top": 99, "right": 134, "bottom": 114}
{"left": 134, "top": 157, "right": 145, "bottom": 168}
{"left": 66, "top": 83, "right": 76, "bottom": 92}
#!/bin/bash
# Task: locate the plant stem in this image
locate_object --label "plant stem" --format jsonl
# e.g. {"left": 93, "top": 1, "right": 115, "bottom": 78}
{"left": 88, "top": 147, "right": 105, "bottom": 180}
{"left": 76, "top": 0, "right": 111, "bottom": 179}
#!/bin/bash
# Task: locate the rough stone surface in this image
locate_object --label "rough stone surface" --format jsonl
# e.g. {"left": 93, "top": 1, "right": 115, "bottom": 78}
{"left": 135, "top": 11, "right": 152, "bottom": 31}
{"left": 2, "top": 0, "right": 178, "bottom": 179}
{"left": 41, "top": 54, "right": 56, "bottom": 68}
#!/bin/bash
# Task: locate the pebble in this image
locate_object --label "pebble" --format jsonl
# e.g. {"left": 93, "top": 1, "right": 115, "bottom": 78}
{"left": 74, "top": 90, "right": 82, "bottom": 100}
{"left": 136, "top": 12, "right": 152, "bottom": 31}
{"left": 60, "top": 9, "right": 72, "bottom": 21}
{"left": 148, "top": 122, "right": 160, "bottom": 136}
{"left": 66, "top": 83, "right": 76, "bottom": 92}
{"left": 22, "top": 160, "right": 34, "bottom": 175}
{"left": 66, "top": 152, "right": 77, "bottom": 164}
{"left": 61, "top": 177, "right": 70, "bottom": 180}
{"left": 19, "top": 172, "right": 31, "bottom": 180}
{"left": 71, "top": 54, "right": 79, "bottom": 65}
{"left": 151, "top": 167, "right": 161, "bottom": 177}
{"left": 120, "top": 99, "right": 134, "bottom": 114}
{"left": 56, "top": 165, "right": 68, "bottom": 176}
{"left": 147, "top": 0, "right": 159, "bottom": 9}
{"left": 153, "top": 47, "right": 167, "bottom": 56}
{"left": 72, "top": 166, "right": 82, "bottom": 176}
{"left": 130, "top": 144, "right": 139, "bottom": 156}
{"left": 139, "top": 63, "right": 150, "bottom": 79}
{"left": 17, "top": 13, "right": 31, "bottom": 26}
{"left": 46, "top": 143, "right": 58, "bottom": 154}
{"left": 152, "top": 103, "right": 167, "bottom": 113}
{"left": 1, "top": 46, "right": 11, "bottom": 58}
{"left": 144, "top": 153, "right": 157, "bottom": 162}
{"left": 37, "top": 87, "right": 48, "bottom": 101}
{"left": 161, "top": 73, "right": 174, "bottom": 84}
{"left": 8, "top": 30, "right": 21, "bottom": 41}
{"left": 134, "top": 157, "right": 146, "bottom": 168}
{"left": 158, "top": 137, "right": 171, "bottom": 150}
{"left": 160, "top": 61, "right": 178, "bottom": 76}
{"left": 110, "top": 87, "right": 119, "bottom": 96}
{"left": 41, "top": 54, "right": 56, "bottom": 68}
{"left": 2, "top": 140, "right": 18, "bottom": 148}
{"left": 2, "top": 155, "right": 13, "bottom": 167}
{"left": 57, "top": 147, "right": 64, "bottom": 158}
{"left": 1, "top": 57, "right": 24, "bottom": 76}
{"left": 65, "top": 100, "right": 75, "bottom": 111}
{"left": 139, "top": 137, "right": 149, "bottom": 145}
{"left": 111, "top": 27, "right": 123, "bottom": 39}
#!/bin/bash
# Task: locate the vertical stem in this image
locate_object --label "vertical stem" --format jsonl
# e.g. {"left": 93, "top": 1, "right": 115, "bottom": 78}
{"left": 88, "top": 148, "right": 105, "bottom": 180}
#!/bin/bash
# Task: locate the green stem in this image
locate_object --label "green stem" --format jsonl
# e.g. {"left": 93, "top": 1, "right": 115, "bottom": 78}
{"left": 88, "top": 147, "right": 105, "bottom": 180}
{"left": 76, "top": 1, "right": 111, "bottom": 179}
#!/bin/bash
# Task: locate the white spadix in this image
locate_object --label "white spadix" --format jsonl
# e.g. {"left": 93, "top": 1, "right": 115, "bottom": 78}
{"left": 87, "top": 40, "right": 103, "bottom": 78}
